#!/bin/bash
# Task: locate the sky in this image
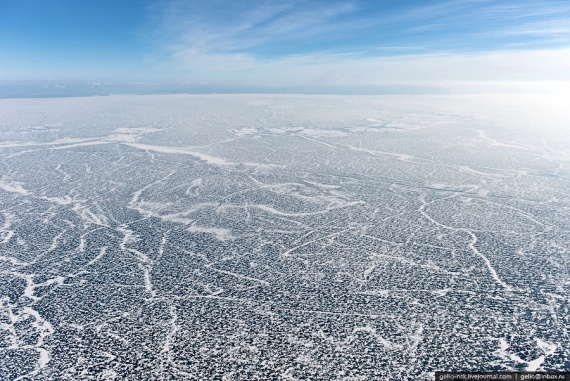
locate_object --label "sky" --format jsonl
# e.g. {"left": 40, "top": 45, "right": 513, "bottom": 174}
{"left": 1, "top": 0, "right": 570, "bottom": 89}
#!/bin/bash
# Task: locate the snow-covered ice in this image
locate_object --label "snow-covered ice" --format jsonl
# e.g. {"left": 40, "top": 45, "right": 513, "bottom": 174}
{"left": 0, "top": 94, "right": 569, "bottom": 380}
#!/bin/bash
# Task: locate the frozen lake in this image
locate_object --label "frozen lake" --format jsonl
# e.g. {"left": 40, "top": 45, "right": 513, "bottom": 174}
{"left": 1, "top": 94, "right": 569, "bottom": 380}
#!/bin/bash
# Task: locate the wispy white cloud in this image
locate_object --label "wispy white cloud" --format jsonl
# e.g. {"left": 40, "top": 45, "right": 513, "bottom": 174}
{"left": 496, "top": 18, "right": 570, "bottom": 37}
{"left": 149, "top": 0, "right": 570, "bottom": 87}
{"left": 162, "top": 48, "right": 570, "bottom": 87}
{"left": 154, "top": 0, "right": 358, "bottom": 53}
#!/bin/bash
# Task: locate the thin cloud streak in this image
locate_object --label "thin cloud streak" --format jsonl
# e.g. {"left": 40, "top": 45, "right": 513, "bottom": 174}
{"left": 165, "top": 48, "right": 570, "bottom": 87}
{"left": 154, "top": 0, "right": 358, "bottom": 53}
{"left": 150, "top": 0, "right": 570, "bottom": 87}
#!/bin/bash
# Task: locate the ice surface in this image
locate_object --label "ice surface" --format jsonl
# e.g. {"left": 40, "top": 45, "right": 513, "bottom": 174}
{"left": 0, "top": 94, "right": 569, "bottom": 380}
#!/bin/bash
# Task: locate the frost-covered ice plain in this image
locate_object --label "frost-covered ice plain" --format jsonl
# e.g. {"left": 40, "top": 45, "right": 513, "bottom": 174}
{"left": 1, "top": 94, "right": 569, "bottom": 380}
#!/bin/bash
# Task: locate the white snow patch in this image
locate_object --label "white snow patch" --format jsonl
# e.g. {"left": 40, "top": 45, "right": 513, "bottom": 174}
{"left": 113, "top": 127, "right": 162, "bottom": 134}
{"left": 299, "top": 128, "right": 349, "bottom": 138}
{"left": 42, "top": 195, "right": 75, "bottom": 205}
{"left": 125, "top": 143, "right": 232, "bottom": 165}
{"left": 233, "top": 127, "right": 259, "bottom": 136}
{"left": 0, "top": 180, "right": 30, "bottom": 195}
{"left": 188, "top": 225, "right": 235, "bottom": 241}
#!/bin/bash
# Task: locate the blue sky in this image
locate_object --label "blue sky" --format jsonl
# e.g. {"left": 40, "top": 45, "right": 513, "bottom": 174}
{"left": 1, "top": 0, "right": 569, "bottom": 87}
